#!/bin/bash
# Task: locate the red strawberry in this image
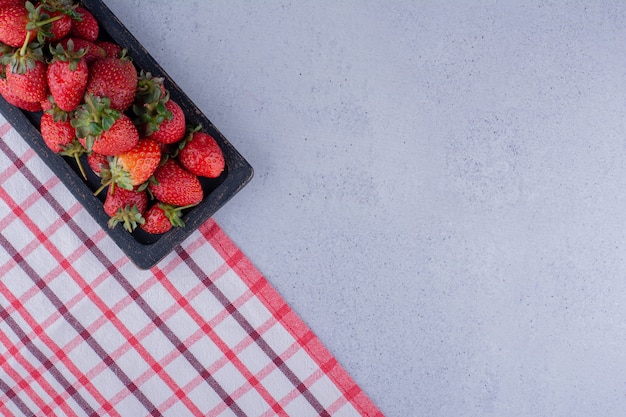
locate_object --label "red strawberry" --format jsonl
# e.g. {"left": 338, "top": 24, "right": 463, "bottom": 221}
{"left": 141, "top": 204, "right": 173, "bottom": 234}
{"left": 95, "top": 40, "right": 122, "bottom": 58}
{"left": 40, "top": 111, "right": 74, "bottom": 152}
{"left": 47, "top": 39, "right": 88, "bottom": 111}
{"left": 69, "top": 5, "right": 98, "bottom": 42}
{"left": 5, "top": 59, "right": 48, "bottom": 103}
{"left": 0, "top": 4, "right": 35, "bottom": 47}
{"left": 133, "top": 71, "right": 184, "bottom": 142}
{"left": 57, "top": 37, "right": 106, "bottom": 64}
{"left": 40, "top": 107, "right": 89, "bottom": 179}
{"left": 148, "top": 158, "right": 203, "bottom": 207}
{"left": 177, "top": 128, "right": 225, "bottom": 178}
{"left": 72, "top": 94, "right": 139, "bottom": 156}
{"left": 39, "top": 96, "right": 53, "bottom": 111}
{"left": 146, "top": 99, "right": 186, "bottom": 144}
{"left": 87, "top": 151, "right": 108, "bottom": 176}
{"left": 97, "top": 138, "right": 161, "bottom": 195}
{"left": 86, "top": 50, "right": 137, "bottom": 111}
{"left": 80, "top": 114, "right": 139, "bottom": 156}
{"left": 0, "top": 74, "right": 42, "bottom": 111}
{"left": 103, "top": 187, "right": 148, "bottom": 232}
{"left": 140, "top": 202, "right": 193, "bottom": 234}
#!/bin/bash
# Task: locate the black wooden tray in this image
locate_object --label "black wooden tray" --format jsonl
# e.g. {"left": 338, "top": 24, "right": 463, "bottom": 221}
{"left": 0, "top": 0, "right": 253, "bottom": 269}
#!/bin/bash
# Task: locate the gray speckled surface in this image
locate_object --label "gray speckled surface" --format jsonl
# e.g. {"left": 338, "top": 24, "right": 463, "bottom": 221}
{"left": 104, "top": 1, "right": 626, "bottom": 416}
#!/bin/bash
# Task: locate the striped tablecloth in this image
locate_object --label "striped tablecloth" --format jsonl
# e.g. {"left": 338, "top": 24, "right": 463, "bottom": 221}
{"left": 0, "top": 115, "right": 382, "bottom": 416}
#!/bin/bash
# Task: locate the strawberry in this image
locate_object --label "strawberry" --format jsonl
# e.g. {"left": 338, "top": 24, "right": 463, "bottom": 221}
{"left": 0, "top": 71, "right": 42, "bottom": 111}
{"left": 133, "top": 71, "right": 183, "bottom": 141}
{"left": 86, "top": 49, "right": 137, "bottom": 111}
{"left": 95, "top": 40, "right": 122, "bottom": 58}
{"left": 47, "top": 39, "right": 88, "bottom": 111}
{"left": 4, "top": 55, "right": 48, "bottom": 103}
{"left": 148, "top": 158, "right": 203, "bottom": 207}
{"left": 40, "top": 105, "right": 89, "bottom": 179}
{"left": 89, "top": 114, "right": 138, "bottom": 156}
{"left": 0, "top": 4, "right": 35, "bottom": 47}
{"left": 40, "top": 110, "right": 75, "bottom": 152}
{"left": 72, "top": 94, "right": 139, "bottom": 156}
{"left": 112, "top": 139, "right": 161, "bottom": 186}
{"left": 145, "top": 99, "right": 186, "bottom": 144}
{"left": 95, "top": 138, "right": 161, "bottom": 195}
{"left": 177, "top": 126, "right": 225, "bottom": 178}
{"left": 39, "top": 95, "right": 53, "bottom": 111}
{"left": 69, "top": 5, "right": 98, "bottom": 42}
{"left": 57, "top": 37, "right": 106, "bottom": 64}
{"left": 87, "top": 151, "right": 108, "bottom": 176}
{"left": 103, "top": 187, "right": 148, "bottom": 232}
{"left": 78, "top": 113, "right": 139, "bottom": 156}
{"left": 140, "top": 202, "right": 195, "bottom": 234}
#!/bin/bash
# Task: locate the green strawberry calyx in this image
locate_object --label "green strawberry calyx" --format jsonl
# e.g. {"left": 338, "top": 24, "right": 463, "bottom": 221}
{"left": 44, "top": 96, "right": 70, "bottom": 121}
{"left": 49, "top": 38, "right": 88, "bottom": 71}
{"left": 24, "top": 1, "right": 66, "bottom": 44}
{"left": 107, "top": 204, "right": 145, "bottom": 233}
{"left": 2, "top": 42, "right": 44, "bottom": 75}
{"left": 156, "top": 202, "right": 199, "bottom": 229}
{"left": 0, "top": 42, "right": 13, "bottom": 61}
{"left": 134, "top": 70, "right": 167, "bottom": 105}
{"left": 71, "top": 94, "right": 121, "bottom": 152}
{"left": 133, "top": 71, "right": 172, "bottom": 136}
{"left": 94, "top": 155, "right": 146, "bottom": 197}
{"left": 171, "top": 123, "right": 202, "bottom": 158}
{"left": 39, "top": 0, "right": 82, "bottom": 21}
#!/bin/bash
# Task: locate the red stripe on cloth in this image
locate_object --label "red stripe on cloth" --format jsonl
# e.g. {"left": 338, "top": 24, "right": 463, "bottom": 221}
{"left": 0, "top": 202, "right": 83, "bottom": 295}
{"left": 201, "top": 220, "right": 384, "bottom": 417}
{"left": 0, "top": 121, "right": 12, "bottom": 137}
{"left": 0, "top": 267, "right": 116, "bottom": 416}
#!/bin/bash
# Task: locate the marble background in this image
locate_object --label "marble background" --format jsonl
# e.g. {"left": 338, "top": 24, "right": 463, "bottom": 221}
{"left": 104, "top": 1, "right": 626, "bottom": 416}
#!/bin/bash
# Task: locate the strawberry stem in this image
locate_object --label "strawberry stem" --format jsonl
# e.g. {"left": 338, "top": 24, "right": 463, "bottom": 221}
{"left": 59, "top": 140, "right": 87, "bottom": 180}
{"left": 84, "top": 94, "right": 100, "bottom": 124}
{"left": 74, "top": 154, "right": 87, "bottom": 180}
{"left": 19, "top": 32, "right": 32, "bottom": 57}
{"left": 35, "top": 14, "right": 63, "bottom": 27}
{"left": 174, "top": 203, "right": 198, "bottom": 212}
{"left": 93, "top": 181, "right": 109, "bottom": 196}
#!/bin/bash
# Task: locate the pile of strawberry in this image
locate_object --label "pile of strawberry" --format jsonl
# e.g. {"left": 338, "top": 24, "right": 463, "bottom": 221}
{"left": 0, "top": 0, "right": 226, "bottom": 235}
